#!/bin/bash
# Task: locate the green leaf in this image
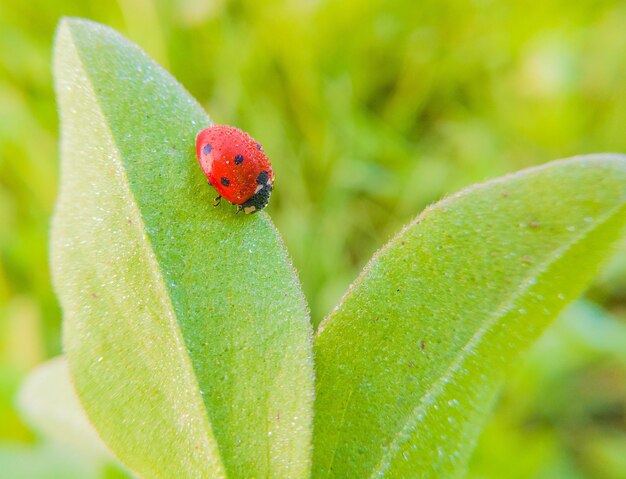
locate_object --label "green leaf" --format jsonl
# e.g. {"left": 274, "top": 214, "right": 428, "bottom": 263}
{"left": 17, "top": 356, "right": 114, "bottom": 461}
{"left": 0, "top": 443, "right": 107, "bottom": 479}
{"left": 312, "top": 155, "right": 626, "bottom": 478}
{"left": 52, "top": 18, "right": 313, "bottom": 479}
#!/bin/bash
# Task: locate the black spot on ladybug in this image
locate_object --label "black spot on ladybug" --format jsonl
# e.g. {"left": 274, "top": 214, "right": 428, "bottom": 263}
{"left": 220, "top": 177, "right": 230, "bottom": 187}
{"left": 256, "top": 170, "right": 269, "bottom": 185}
{"left": 256, "top": 143, "right": 262, "bottom": 151}
{"left": 202, "top": 144, "right": 212, "bottom": 155}
{"left": 234, "top": 154, "right": 244, "bottom": 165}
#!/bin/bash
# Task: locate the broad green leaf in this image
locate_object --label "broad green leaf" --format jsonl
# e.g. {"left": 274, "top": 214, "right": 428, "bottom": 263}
{"left": 52, "top": 18, "right": 313, "bottom": 479}
{"left": 17, "top": 356, "right": 115, "bottom": 461}
{"left": 312, "top": 155, "right": 626, "bottom": 478}
{"left": 0, "top": 443, "right": 107, "bottom": 479}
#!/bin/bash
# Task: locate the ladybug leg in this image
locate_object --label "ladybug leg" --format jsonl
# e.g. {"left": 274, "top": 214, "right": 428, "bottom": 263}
{"left": 213, "top": 195, "right": 222, "bottom": 207}
{"left": 236, "top": 205, "right": 243, "bottom": 214}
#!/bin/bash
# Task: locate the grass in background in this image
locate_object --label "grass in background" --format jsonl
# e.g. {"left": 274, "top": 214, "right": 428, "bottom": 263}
{"left": 1, "top": 0, "right": 625, "bottom": 477}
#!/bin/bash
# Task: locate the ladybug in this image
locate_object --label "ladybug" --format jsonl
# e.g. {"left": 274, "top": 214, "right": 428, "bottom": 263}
{"left": 195, "top": 125, "right": 274, "bottom": 214}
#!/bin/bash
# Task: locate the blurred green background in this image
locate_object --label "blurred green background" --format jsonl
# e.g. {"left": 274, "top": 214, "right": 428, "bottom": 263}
{"left": 1, "top": 0, "right": 625, "bottom": 477}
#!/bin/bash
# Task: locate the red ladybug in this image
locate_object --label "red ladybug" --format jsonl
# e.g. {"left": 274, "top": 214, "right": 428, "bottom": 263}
{"left": 195, "top": 125, "right": 274, "bottom": 214}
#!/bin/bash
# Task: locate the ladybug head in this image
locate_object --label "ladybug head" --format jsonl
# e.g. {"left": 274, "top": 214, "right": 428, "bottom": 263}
{"left": 238, "top": 182, "right": 273, "bottom": 214}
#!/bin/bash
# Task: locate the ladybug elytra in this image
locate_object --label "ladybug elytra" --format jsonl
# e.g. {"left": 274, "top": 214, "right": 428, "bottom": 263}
{"left": 196, "top": 125, "right": 274, "bottom": 214}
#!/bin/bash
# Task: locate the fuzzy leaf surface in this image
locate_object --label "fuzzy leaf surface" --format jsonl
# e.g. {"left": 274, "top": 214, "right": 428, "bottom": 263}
{"left": 313, "top": 155, "right": 626, "bottom": 478}
{"left": 52, "top": 18, "right": 313, "bottom": 479}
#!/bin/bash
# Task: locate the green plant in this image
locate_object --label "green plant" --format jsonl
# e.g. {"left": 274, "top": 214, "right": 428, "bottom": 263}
{"left": 20, "top": 18, "right": 626, "bottom": 478}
